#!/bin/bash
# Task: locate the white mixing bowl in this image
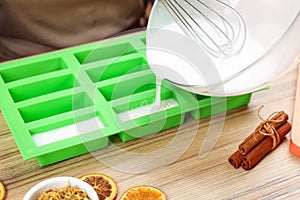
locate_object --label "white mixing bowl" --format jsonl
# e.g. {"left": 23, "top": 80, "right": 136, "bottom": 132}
{"left": 147, "top": 0, "right": 300, "bottom": 96}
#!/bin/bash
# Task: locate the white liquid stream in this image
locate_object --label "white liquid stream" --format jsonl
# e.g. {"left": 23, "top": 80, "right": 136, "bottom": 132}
{"left": 117, "top": 78, "right": 179, "bottom": 122}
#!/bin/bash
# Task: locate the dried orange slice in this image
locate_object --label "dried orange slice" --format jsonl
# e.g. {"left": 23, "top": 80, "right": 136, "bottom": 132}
{"left": 79, "top": 173, "right": 118, "bottom": 200}
{"left": 120, "top": 186, "right": 167, "bottom": 200}
{"left": 0, "top": 181, "right": 6, "bottom": 200}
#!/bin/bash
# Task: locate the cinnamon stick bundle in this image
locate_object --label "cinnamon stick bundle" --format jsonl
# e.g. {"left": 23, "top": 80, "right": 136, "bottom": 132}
{"left": 238, "top": 111, "right": 288, "bottom": 155}
{"left": 228, "top": 109, "right": 291, "bottom": 170}
{"left": 242, "top": 122, "right": 291, "bottom": 170}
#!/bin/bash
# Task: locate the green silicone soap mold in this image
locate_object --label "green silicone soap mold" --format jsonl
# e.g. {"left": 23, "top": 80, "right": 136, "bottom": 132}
{"left": 0, "top": 32, "right": 252, "bottom": 166}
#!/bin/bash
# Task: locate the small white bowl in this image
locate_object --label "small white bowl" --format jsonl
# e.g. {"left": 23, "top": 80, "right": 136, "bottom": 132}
{"left": 23, "top": 176, "right": 98, "bottom": 200}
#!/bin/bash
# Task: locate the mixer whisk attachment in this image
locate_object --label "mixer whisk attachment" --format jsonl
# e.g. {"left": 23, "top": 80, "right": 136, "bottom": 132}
{"left": 161, "top": 0, "right": 246, "bottom": 58}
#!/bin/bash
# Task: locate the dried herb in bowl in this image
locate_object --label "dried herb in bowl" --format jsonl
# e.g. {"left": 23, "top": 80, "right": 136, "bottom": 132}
{"left": 37, "top": 184, "right": 90, "bottom": 200}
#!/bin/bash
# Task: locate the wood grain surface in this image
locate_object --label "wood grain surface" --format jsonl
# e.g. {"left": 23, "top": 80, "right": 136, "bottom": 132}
{"left": 1, "top": 66, "right": 300, "bottom": 200}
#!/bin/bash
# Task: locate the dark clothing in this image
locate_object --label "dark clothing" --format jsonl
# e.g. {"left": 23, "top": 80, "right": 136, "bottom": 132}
{"left": 0, "top": 0, "right": 147, "bottom": 61}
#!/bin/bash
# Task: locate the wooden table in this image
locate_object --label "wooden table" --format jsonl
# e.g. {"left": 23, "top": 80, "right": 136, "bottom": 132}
{"left": 1, "top": 66, "right": 300, "bottom": 200}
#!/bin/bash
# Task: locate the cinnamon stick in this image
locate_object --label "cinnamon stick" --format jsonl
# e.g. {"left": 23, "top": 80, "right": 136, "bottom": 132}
{"left": 228, "top": 150, "right": 244, "bottom": 169}
{"left": 242, "top": 122, "right": 291, "bottom": 170}
{"left": 238, "top": 111, "right": 288, "bottom": 155}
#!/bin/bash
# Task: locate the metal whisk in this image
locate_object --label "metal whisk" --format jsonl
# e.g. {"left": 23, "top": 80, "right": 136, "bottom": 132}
{"left": 161, "top": 0, "right": 246, "bottom": 57}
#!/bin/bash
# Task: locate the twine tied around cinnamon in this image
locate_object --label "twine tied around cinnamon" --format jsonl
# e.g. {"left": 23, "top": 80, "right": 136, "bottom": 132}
{"left": 254, "top": 106, "right": 285, "bottom": 149}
